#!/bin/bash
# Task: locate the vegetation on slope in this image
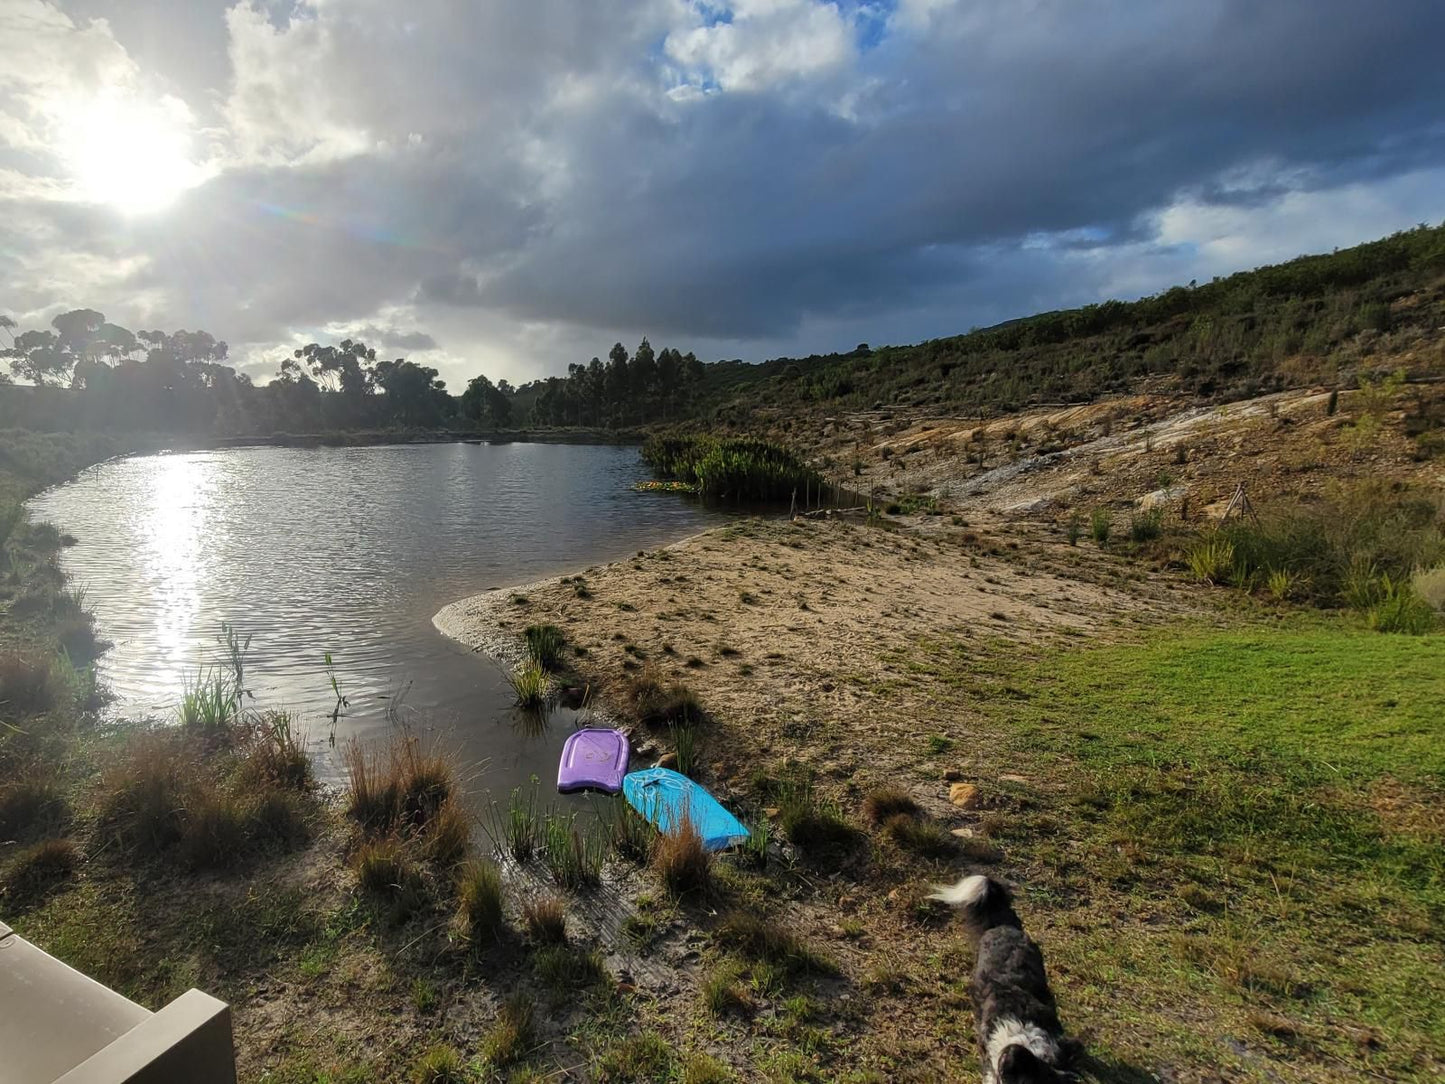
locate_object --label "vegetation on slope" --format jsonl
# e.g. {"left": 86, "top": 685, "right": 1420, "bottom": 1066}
{"left": 641, "top": 433, "right": 822, "bottom": 501}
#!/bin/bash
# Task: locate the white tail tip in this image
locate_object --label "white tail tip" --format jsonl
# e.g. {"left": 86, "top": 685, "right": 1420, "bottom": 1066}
{"left": 929, "top": 873, "right": 989, "bottom": 906}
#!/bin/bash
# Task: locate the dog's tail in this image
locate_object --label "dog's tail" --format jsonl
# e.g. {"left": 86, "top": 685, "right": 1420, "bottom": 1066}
{"left": 929, "top": 874, "right": 1022, "bottom": 945}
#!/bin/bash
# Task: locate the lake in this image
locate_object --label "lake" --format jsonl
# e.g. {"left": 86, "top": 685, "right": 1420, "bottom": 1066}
{"left": 28, "top": 442, "right": 737, "bottom": 797}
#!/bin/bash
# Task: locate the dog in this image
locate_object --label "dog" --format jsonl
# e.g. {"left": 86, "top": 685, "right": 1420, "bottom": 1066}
{"left": 930, "top": 874, "right": 1078, "bottom": 1083}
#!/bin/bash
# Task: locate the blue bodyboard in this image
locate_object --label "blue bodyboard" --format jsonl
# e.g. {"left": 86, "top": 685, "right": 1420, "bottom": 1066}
{"left": 622, "top": 767, "right": 750, "bottom": 852}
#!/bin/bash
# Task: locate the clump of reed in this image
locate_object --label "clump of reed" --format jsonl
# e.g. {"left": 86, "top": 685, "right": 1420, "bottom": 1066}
{"left": 641, "top": 433, "right": 822, "bottom": 502}
{"left": 487, "top": 785, "right": 542, "bottom": 862}
{"left": 541, "top": 811, "right": 605, "bottom": 890}
{"left": 523, "top": 624, "right": 566, "bottom": 672}
{"left": 354, "top": 837, "right": 429, "bottom": 922}
{"left": 176, "top": 667, "right": 241, "bottom": 733}
{"left": 603, "top": 797, "right": 655, "bottom": 864}
{"left": 236, "top": 711, "right": 312, "bottom": 791}
{"left": 508, "top": 660, "right": 549, "bottom": 709}
{"left": 343, "top": 734, "right": 457, "bottom": 836}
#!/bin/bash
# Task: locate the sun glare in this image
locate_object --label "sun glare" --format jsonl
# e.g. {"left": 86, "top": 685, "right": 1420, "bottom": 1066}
{"left": 57, "top": 95, "right": 206, "bottom": 214}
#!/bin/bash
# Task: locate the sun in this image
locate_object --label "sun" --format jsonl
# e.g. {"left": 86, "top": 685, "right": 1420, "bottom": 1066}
{"left": 56, "top": 94, "right": 207, "bottom": 214}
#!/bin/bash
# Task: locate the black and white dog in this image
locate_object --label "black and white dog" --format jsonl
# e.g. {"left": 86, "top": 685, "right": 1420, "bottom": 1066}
{"left": 931, "top": 874, "right": 1078, "bottom": 1083}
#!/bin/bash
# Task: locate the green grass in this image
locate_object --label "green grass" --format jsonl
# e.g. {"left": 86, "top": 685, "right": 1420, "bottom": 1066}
{"left": 929, "top": 616, "right": 1445, "bottom": 1080}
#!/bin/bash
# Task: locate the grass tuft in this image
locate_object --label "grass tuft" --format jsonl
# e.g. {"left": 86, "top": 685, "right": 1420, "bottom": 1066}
{"left": 354, "top": 837, "right": 428, "bottom": 921}
{"left": 523, "top": 624, "right": 566, "bottom": 671}
{"left": 0, "top": 649, "right": 68, "bottom": 715}
{"left": 409, "top": 1044, "right": 467, "bottom": 1084}
{"left": 0, "top": 777, "right": 66, "bottom": 841}
{"left": 882, "top": 813, "right": 956, "bottom": 859}
{"left": 652, "top": 816, "right": 713, "bottom": 899}
{"left": 179, "top": 788, "right": 251, "bottom": 870}
{"left": 422, "top": 798, "right": 472, "bottom": 867}
{"left": 629, "top": 674, "right": 705, "bottom": 729}
{"left": 481, "top": 992, "right": 536, "bottom": 1068}
{"left": 713, "top": 912, "right": 836, "bottom": 977}
{"left": 861, "top": 786, "right": 920, "bottom": 824}
{"left": 541, "top": 812, "right": 604, "bottom": 890}
{"left": 595, "top": 1032, "right": 674, "bottom": 1083}
{"left": 3, "top": 837, "right": 78, "bottom": 900}
{"left": 522, "top": 896, "right": 568, "bottom": 944}
{"left": 455, "top": 858, "right": 506, "bottom": 944}
{"left": 509, "top": 660, "right": 549, "bottom": 709}
{"left": 534, "top": 944, "right": 607, "bottom": 991}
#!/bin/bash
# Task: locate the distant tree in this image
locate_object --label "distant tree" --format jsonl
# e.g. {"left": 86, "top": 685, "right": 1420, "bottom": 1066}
{"left": 460, "top": 373, "right": 512, "bottom": 428}
{"left": 373, "top": 358, "right": 451, "bottom": 426}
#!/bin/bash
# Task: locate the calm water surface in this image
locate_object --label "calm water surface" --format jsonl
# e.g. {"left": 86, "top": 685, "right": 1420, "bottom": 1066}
{"left": 29, "top": 443, "right": 737, "bottom": 796}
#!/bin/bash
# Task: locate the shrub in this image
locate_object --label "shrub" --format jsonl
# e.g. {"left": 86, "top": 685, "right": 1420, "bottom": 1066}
{"left": 423, "top": 799, "right": 471, "bottom": 867}
{"left": 652, "top": 817, "right": 712, "bottom": 899}
{"left": 4, "top": 837, "right": 77, "bottom": 900}
{"left": 1090, "top": 508, "right": 1111, "bottom": 545}
{"left": 0, "top": 778, "right": 66, "bottom": 840}
{"left": 523, "top": 624, "right": 566, "bottom": 671}
{"left": 509, "top": 660, "right": 548, "bottom": 709}
{"left": 482, "top": 993, "right": 536, "bottom": 1068}
{"left": 248, "top": 789, "right": 310, "bottom": 847}
{"left": 523, "top": 896, "right": 567, "bottom": 944}
{"left": 1187, "top": 536, "right": 1235, "bottom": 585}
{"left": 862, "top": 786, "right": 920, "bottom": 825}
{"left": 1370, "top": 578, "right": 1438, "bottom": 634}
{"left": 456, "top": 858, "right": 506, "bottom": 943}
{"left": 410, "top": 1044, "right": 467, "bottom": 1084}
{"left": 179, "top": 788, "right": 251, "bottom": 870}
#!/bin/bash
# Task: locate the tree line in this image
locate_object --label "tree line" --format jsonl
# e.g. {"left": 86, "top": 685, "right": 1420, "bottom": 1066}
{"left": 4, "top": 221, "right": 1443, "bottom": 437}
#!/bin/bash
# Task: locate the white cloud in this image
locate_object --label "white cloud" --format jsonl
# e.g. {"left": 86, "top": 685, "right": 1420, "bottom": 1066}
{"left": 665, "top": 0, "right": 855, "bottom": 93}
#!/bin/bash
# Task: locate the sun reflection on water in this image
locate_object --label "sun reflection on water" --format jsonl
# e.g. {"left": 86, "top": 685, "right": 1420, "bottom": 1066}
{"left": 138, "top": 454, "right": 216, "bottom": 686}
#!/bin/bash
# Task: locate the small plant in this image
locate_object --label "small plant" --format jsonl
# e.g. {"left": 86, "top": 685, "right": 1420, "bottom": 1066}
{"left": 523, "top": 896, "right": 568, "bottom": 944}
{"left": 343, "top": 739, "right": 400, "bottom": 834}
{"left": 924, "top": 733, "right": 952, "bottom": 756}
{"left": 1343, "top": 555, "right": 1385, "bottom": 611}
{"left": 701, "top": 959, "right": 753, "bottom": 1016}
{"left": 534, "top": 944, "right": 607, "bottom": 991}
{"left": 410, "top": 1044, "right": 467, "bottom": 1084}
{"left": 524, "top": 624, "right": 566, "bottom": 671}
{"left": 354, "top": 838, "right": 428, "bottom": 921}
{"left": 741, "top": 816, "right": 771, "bottom": 868}
{"left": 1066, "top": 513, "right": 1083, "bottom": 546}
{"left": 0, "top": 649, "right": 66, "bottom": 716}
{"left": 456, "top": 858, "right": 506, "bottom": 943}
{"left": 603, "top": 797, "right": 654, "bottom": 863}
{"left": 1187, "top": 536, "right": 1235, "bottom": 585}
{"left": 862, "top": 786, "right": 921, "bottom": 824}
{"left": 410, "top": 977, "right": 438, "bottom": 1014}
{"left": 542, "top": 811, "right": 604, "bottom": 889}
{"left": 1370, "top": 577, "right": 1438, "bottom": 634}
{"left": 630, "top": 676, "right": 705, "bottom": 728}
{"left": 178, "top": 787, "right": 250, "bottom": 870}
{"left": 883, "top": 813, "right": 956, "bottom": 859}
{"left": 482, "top": 992, "right": 536, "bottom": 1068}
{"left": 176, "top": 668, "right": 239, "bottom": 733}
{"left": 652, "top": 816, "right": 712, "bottom": 899}
{"left": 248, "top": 788, "right": 309, "bottom": 847}
{"left": 1128, "top": 508, "right": 1163, "bottom": 543}
{"left": 776, "top": 772, "right": 856, "bottom": 854}
{"left": 490, "top": 785, "right": 542, "bottom": 862}
{"left": 1413, "top": 565, "right": 1445, "bottom": 612}
{"left": 1266, "top": 568, "right": 1298, "bottom": 602}
{"left": 0, "top": 778, "right": 65, "bottom": 840}
{"left": 422, "top": 798, "right": 472, "bottom": 867}
{"left": 595, "top": 1033, "right": 673, "bottom": 1082}
{"left": 509, "top": 660, "right": 548, "bottom": 709}
{"left": 670, "top": 721, "right": 699, "bottom": 777}
{"left": 240, "top": 712, "right": 311, "bottom": 790}
{"left": 1090, "top": 508, "right": 1111, "bottom": 546}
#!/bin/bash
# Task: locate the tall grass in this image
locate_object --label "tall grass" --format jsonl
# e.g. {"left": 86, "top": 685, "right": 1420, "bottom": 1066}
{"left": 455, "top": 858, "right": 506, "bottom": 943}
{"left": 508, "top": 660, "right": 548, "bottom": 709}
{"left": 541, "top": 811, "right": 605, "bottom": 890}
{"left": 652, "top": 815, "right": 712, "bottom": 899}
{"left": 523, "top": 624, "right": 566, "bottom": 671}
{"left": 487, "top": 784, "right": 542, "bottom": 861}
{"left": 603, "top": 796, "right": 655, "bottom": 863}
{"left": 176, "top": 667, "right": 240, "bottom": 733}
{"left": 342, "top": 734, "right": 457, "bottom": 835}
{"left": 669, "top": 721, "right": 699, "bottom": 777}
{"left": 641, "top": 434, "right": 821, "bottom": 502}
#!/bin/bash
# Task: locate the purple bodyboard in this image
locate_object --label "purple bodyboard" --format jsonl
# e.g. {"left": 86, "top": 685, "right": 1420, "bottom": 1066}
{"left": 557, "top": 728, "right": 630, "bottom": 794}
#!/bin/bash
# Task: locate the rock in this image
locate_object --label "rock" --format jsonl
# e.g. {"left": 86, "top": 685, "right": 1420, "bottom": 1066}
{"left": 616, "top": 982, "right": 637, "bottom": 996}
{"left": 943, "top": 769, "right": 965, "bottom": 783}
{"left": 998, "top": 773, "right": 1028, "bottom": 784}
{"left": 950, "top": 827, "right": 976, "bottom": 839}
{"left": 949, "top": 782, "right": 981, "bottom": 809}
{"left": 658, "top": 752, "right": 678, "bottom": 769}
{"left": 635, "top": 742, "right": 659, "bottom": 758}
{"left": 1139, "top": 484, "right": 1186, "bottom": 510}
{"left": 764, "top": 806, "right": 780, "bottom": 818}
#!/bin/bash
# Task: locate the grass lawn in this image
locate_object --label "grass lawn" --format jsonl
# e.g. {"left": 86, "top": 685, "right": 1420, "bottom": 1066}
{"left": 935, "top": 618, "right": 1444, "bottom": 1082}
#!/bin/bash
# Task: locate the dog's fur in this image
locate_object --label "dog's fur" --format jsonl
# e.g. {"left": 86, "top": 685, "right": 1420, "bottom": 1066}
{"left": 931, "top": 875, "right": 1077, "bottom": 1083}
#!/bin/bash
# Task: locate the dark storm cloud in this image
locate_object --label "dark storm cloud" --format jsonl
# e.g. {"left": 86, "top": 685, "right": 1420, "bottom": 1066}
{"left": 3, "top": 0, "right": 1445, "bottom": 383}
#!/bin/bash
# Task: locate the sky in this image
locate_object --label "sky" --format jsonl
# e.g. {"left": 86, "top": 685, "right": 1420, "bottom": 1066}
{"left": 2, "top": 0, "right": 1444, "bottom": 389}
